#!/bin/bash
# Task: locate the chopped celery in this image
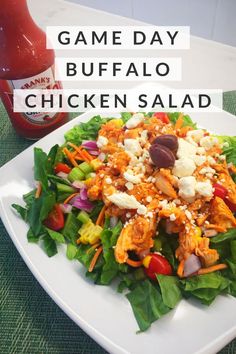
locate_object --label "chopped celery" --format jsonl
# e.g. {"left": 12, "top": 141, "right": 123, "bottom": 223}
{"left": 56, "top": 183, "right": 76, "bottom": 194}
{"left": 79, "top": 161, "right": 94, "bottom": 174}
{"left": 77, "top": 210, "right": 91, "bottom": 224}
{"left": 68, "top": 167, "right": 85, "bottom": 182}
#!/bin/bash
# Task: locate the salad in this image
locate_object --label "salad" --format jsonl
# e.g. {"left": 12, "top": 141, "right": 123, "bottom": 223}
{"left": 12, "top": 112, "right": 236, "bottom": 331}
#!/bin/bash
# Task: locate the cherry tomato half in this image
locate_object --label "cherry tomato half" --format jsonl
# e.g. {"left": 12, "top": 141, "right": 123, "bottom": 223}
{"left": 43, "top": 204, "right": 65, "bottom": 231}
{"left": 213, "top": 183, "right": 228, "bottom": 199}
{"left": 54, "top": 162, "right": 72, "bottom": 174}
{"left": 143, "top": 253, "right": 172, "bottom": 280}
{"left": 153, "top": 112, "right": 170, "bottom": 124}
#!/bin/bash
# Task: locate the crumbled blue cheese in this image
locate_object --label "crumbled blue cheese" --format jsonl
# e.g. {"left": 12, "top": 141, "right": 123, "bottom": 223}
{"left": 97, "top": 135, "right": 108, "bottom": 148}
{"left": 124, "top": 139, "right": 142, "bottom": 156}
{"left": 105, "top": 177, "right": 112, "bottom": 184}
{"left": 186, "top": 129, "right": 205, "bottom": 143}
{"left": 137, "top": 205, "right": 147, "bottom": 215}
{"left": 107, "top": 192, "right": 141, "bottom": 209}
{"left": 172, "top": 157, "right": 196, "bottom": 177}
{"left": 200, "top": 136, "right": 219, "bottom": 150}
{"left": 170, "top": 213, "right": 176, "bottom": 221}
{"left": 177, "top": 138, "right": 197, "bottom": 159}
{"left": 125, "top": 113, "right": 144, "bottom": 129}
{"left": 199, "top": 167, "right": 215, "bottom": 175}
{"left": 178, "top": 176, "right": 197, "bottom": 200}
{"left": 125, "top": 182, "right": 134, "bottom": 190}
{"left": 195, "top": 180, "right": 213, "bottom": 197}
{"left": 207, "top": 156, "right": 216, "bottom": 165}
{"left": 123, "top": 170, "right": 142, "bottom": 184}
{"left": 192, "top": 155, "right": 207, "bottom": 166}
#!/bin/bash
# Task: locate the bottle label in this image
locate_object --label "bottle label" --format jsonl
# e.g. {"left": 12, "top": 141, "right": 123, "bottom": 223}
{"left": 10, "top": 66, "right": 61, "bottom": 125}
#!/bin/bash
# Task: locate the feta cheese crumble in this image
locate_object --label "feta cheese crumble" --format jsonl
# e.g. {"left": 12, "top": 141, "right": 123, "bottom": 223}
{"left": 125, "top": 113, "right": 144, "bottom": 129}
{"left": 124, "top": 139, "right": 142, "bottom": 156}
{"left": 195, "top": 180, "right": 213, "bottom": 197}
{"left": 107, "top": 192, "right": 141, "bottom": 209}
{"left": 176, "top": 138, "right": 197, "bottom": 159}
{"left": 97, "top": 135, "right": 108, "bottom": 148}
{"left": 172, "top": 157, "right": 196, "bottom": 177}
{"left": 178, "top": 176, "right": 197, "bottom": 200}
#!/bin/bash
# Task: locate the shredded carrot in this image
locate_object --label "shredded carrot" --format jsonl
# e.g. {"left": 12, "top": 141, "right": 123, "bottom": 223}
{"left": 88, "top": 246, "right": 103, "bottom": 272}
{"left": 197, "top": 263, "right": 227, "bottom": 275}
{"left": 205, "top": 224, "right": 226, "bottom": 232}
{"left": 86, "top": 242, "right": 101, "bottom": 254}
{"left": 79, "top": 147, "right": 94, "bottom": 162}
{"left": 35, "top": 182, "right": 42, "bottom": 198}
{"left": 68, "top": 142, "right": 93, "bottom": 162}
{"left": 175, "top": 113, "right": 184, "bottom": 130}
{"left": 126, "top": 258, "right": 143, "bottom": 268}
{"left": 96, "top": 205, "right": 106, "bottom": 226}
{"left": 179, "top": 126, "right": 192, "bottom": 137}
{"left": 63, "top": 192, "right": 80, "bottom": 205}
{"left": 63, "top": 147, "right": 79, "bottom": 167}
{"left": 76, "top": 238, "right": 81, "bottom": 245}
{"left": 177, "top": 259, "right": 185, "bottom": 278}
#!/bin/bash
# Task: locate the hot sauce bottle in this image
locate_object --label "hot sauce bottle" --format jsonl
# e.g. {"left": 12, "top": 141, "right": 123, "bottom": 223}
{"left": 0, "top": 0, "right": 68, "bottom": 139}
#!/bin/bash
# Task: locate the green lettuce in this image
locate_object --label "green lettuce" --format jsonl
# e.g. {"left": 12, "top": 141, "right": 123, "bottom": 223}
{"left": 64, "top": 115, "right": 111, "bottom": 145}
{"left": 168, "top": 112, "right": 197, "bottom": 128}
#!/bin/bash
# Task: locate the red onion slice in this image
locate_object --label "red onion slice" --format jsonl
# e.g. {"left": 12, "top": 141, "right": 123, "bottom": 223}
{"left": 80, "top": 187, "right": 88, "bottom": 200}
{"left": 60, "top": 203, "right": 73, "bottom": 214}
{"left": 98, "top": 152, "right": 106, "bottom": 162}
{"left": 184, "top": 254, "right": 201, "bottom": 277}
{"left": 89, "top": 150, "right": 100, "bottom": 156}
{"left": 82, "top": 141, "right": 98, "bottom": 150}
{"left": 72, "top": 197, "right": 94, "bottom": 212}
{"left": 56, "top": 172, "right": 68, "bottom": 179}
{"left": 110, "top": 216, "right": 118, "bottom": 228}
{"left": 71, "top": 181, "right": 86, "bottom": 189}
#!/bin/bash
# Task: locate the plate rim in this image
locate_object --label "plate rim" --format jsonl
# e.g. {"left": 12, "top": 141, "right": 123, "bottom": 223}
{"left": 1, "top": 110, "right": 236, "bottom": 354}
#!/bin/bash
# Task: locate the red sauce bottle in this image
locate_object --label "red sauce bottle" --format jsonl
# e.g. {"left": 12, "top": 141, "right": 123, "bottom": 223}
{"left": 0, "top": 0, "right": 69, "bottom": 139}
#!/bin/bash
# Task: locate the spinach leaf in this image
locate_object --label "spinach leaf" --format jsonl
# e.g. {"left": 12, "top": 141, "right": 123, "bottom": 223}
{"left": 23, "top": 189, "right": 36, "bottom": 208}
{"left": 100, "top": 221, "right": 123, "bottom": 285}
{"left": 66, "top": 244, "right": 78, "bottom": 260}
{"left": 181, "top": 273, "right": 228, "bottom": 291}
{"left": 27, "top": 191, "right": 56, "bottom": 236}
{"left": 64, "top": 115, "right": 110, "bottom": 145}
{"left": 27, "top": 228, "right": 41, "bottom": 243}
{"left": 34, "top": 147, "right": 49, "bottom": 191}
{"left": 156, "top": 275, "right": 182, "bottom": 308}
{"left": 46, "top": 228, "right": 65, "bottom": 244}
{"left": 42, "top": 234, "right": 57, "bottom": 257}
{"left": 12, "top": 204, "right": 28, "bottom": 222}
{"left": 62, "top": 213, "right": 81, "bottom": 244}
{"left": 168, "top": 112, "right": 197, "bottom": 128}
{"left": 126, "top": 280, "right": 170, "bottom": 331}
{"left": 46, "top": 144, "right": 59, "bottom": 174}
{"left": 226, "top": 258, "right": 236, "bottom": 275}
{"left": 231, "top": 240, "right": 236, "bottom": 261}
{"left": 210, "top": 228, "right": 236, "bottom": 244}
{"left": 121, "top": 112, "right": 132, "bottom": 123}
{"left": 228, "top": 280, "right": 236, "bottom": 296}
{"left": 181, "top": 272, "right": 230, "bottom": 305}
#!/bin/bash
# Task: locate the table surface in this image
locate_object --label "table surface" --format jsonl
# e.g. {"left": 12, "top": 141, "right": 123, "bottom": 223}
{"left": 1, "top": 0, "right": 236, "bottom": 353}
{"left": 0, "top": 92, "right": 236, "bottom": 354}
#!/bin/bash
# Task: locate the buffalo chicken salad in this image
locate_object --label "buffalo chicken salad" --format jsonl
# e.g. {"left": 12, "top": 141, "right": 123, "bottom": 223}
{"left": 12, "top": 112, "right": 236, "bottom": 331}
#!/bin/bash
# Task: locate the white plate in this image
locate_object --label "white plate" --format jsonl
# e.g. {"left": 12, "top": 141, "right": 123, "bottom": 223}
{"left": 0, "top": 110, "right": 236, "bottom": 354}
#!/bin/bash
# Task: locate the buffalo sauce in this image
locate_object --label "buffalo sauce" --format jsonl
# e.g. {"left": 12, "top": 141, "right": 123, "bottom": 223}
{"left": 0, "top": 0, "right": 68, "bottom": 139}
